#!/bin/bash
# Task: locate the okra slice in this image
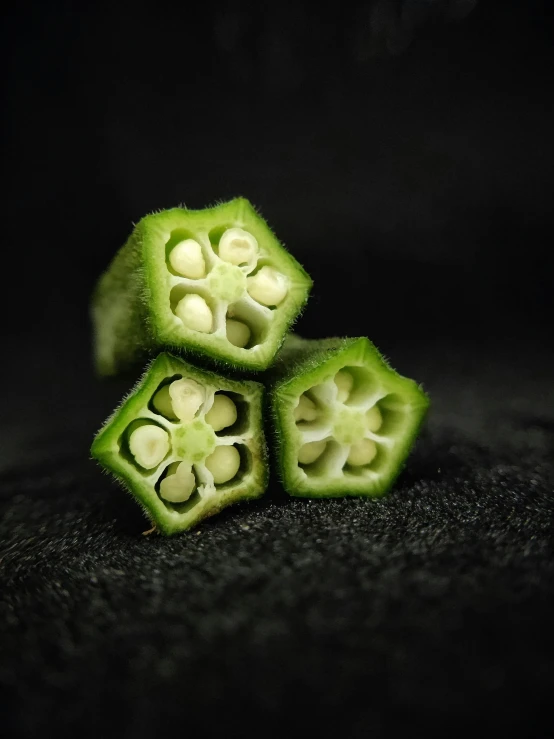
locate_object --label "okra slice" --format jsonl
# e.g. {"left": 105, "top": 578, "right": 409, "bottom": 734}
{"left": 91, "top": 352, "right": 268, "bottom": 534}
{"left": 270, "top": 336, "right": 429, "bottom": 497}
{"left": 92, "top": 197, "right": 312, "bottom": 376}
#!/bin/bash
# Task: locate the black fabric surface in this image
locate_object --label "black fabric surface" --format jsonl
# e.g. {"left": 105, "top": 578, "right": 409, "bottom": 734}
{"left": 1, "top": 339, "right": 552, "bottom": 738}
{"left": 4, "top": 2, "right": 554, "bottom": 736}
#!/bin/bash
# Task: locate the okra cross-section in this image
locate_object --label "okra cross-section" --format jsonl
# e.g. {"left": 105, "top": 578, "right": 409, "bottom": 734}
{"left": 92, "top": 197, "right": 312, "bottom": 376}
{"left": 270, "top": 336, "right": 429, "bottom": 498}
{"left": 91, "top": 353, "right": 268, "bottom": 534}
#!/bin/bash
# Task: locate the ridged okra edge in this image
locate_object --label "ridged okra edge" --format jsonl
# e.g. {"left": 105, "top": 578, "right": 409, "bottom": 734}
{"left": 91, "top": 226, "right": 155, "bottom": 377}
{"left": 91, "top": 352, "right": 269, "bottom": 535}
{"left": 269, "top": 336, "right": 430, "bottom": 498}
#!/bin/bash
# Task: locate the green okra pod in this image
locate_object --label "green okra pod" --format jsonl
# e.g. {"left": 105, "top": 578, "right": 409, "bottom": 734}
{"left": 92, "top": 198, "right": 312, "bottom": 376}
{"left": 269, "top": 335, "right": 429, "bottom": 498}
{"left": 91, "top": 352, "right": 268, "bottom": 534}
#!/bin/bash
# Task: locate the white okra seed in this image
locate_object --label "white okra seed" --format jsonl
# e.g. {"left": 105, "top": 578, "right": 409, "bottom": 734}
{"left": 205, "top": 445, "right": 241, "bottom": 484}
{"left": 366, "top": 406, "right": 383, "bottom": 433}
{"left": 169, "top": 239, "right": 206, "bottom": 279}
{"left": 205, "top": 394, "right": 238, "bottom": 432}
{"left": 175, "top": 294, "right": 213, "bottom": 333}
{"left": 293, "top": 394, "right": 318, "bottom": 423}
{"left": 226, "top": 318, "right": 251, "bottom": 348}
{"left": 298, "top": 440, "right": 327, "bottom": 465}
{"left": 159, "top": 462, "right": 196, "bottom": 503}
{"left": 247, "top": 266, "right": 288, "bottom": 307}
{"left": 347, "top": 439, "right": 377, "bottom": 466}
{"left": 153, "top": 379, "right": 205, "bottom": 422}
{"left": 173, "top": 379, "right": 205, "bottom": 422}
{"left": 218, "top": 228, "right": 258, "bottom": 266}
{"left": 335, "top": 370, "right": 354, "bottom": 403}
{"left": 151, "top": 385, "right": 176, "bottom": 420}
{"left": 129, "top": 425, "right": 170, "bottom": 469}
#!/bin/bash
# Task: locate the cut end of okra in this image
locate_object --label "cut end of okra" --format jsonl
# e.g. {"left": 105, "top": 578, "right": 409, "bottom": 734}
{"left": 92, "top": 198, "right": 312, "bottom": 376}
{"left": 91, "top": 352, "right": 268, "bottom": 535}
{"left": 271, "top": 336, "right": 429, "bottom": 498}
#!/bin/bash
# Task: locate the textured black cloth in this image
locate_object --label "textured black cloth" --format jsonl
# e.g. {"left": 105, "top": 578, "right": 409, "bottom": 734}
{"left": 1, "top": 339, "right": 552, "bottom": 738}
{"left": 3, "top": 2, "right": 554, "bottom": 736}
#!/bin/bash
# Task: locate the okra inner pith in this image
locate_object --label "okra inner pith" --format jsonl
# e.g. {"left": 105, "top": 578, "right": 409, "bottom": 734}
{"left": 92, "top": 198, "right": 312, "bottom": 375}
{"left": 91, "top": 353, "right": 267, "bottom": 534}
{"left": 271, "top": 336, "right": 429, "bottom": 497}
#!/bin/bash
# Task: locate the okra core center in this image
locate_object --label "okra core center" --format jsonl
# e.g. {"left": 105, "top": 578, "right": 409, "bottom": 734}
{"left": 333, "top": 408, "right": 366, "bottom": 445}
{"left": 208, "top": 263, "right": 247, "bottom": 302}
{"left": 174, "top": 419, "right": 217, "bottom": 462}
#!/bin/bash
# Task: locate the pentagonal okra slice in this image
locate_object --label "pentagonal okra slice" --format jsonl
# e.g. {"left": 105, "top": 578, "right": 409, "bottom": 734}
{"left": 269, "top": 336, "right": 429, "bottom": 498}
{"left": 92, "top": 197, "right": 312, "bottom": 376}
{"left": 91, "top": 352, "right": 268, "bottom": 535}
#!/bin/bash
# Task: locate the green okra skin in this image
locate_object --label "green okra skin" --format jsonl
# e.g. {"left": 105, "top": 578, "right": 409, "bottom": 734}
{"left": 269, "top": 335, "right": 429, "bottom": 498}
{"left": 92, "top": 197, "right": 312, "bottom": 376}
{"left": 91, "top": 352, "right": 268, "bottom": 535}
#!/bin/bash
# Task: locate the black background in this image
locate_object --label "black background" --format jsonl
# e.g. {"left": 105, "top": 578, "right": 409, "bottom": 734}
{"left": 2, "top": 1, "right": 553, "bottom": 737}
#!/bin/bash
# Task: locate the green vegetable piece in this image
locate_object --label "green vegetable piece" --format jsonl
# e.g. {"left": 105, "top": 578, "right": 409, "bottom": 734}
{"left": 92, "top": 198, "right": 312, "bottom": 376}
{"left": 91, "top": 352, "right": 268, "bottom": 534}
{"left": 269, "top": 335, "right": 429, "bottom": 498}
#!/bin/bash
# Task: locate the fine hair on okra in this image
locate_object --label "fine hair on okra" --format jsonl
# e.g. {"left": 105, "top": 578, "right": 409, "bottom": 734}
{"left": 92, "top": 197, "right": 312, "bottom": 376}
{"left": 91, "top": 352, "right": 268, "bottom": 534}
{"left": 269, "top": 335, "right": 429, "bottom": 498}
